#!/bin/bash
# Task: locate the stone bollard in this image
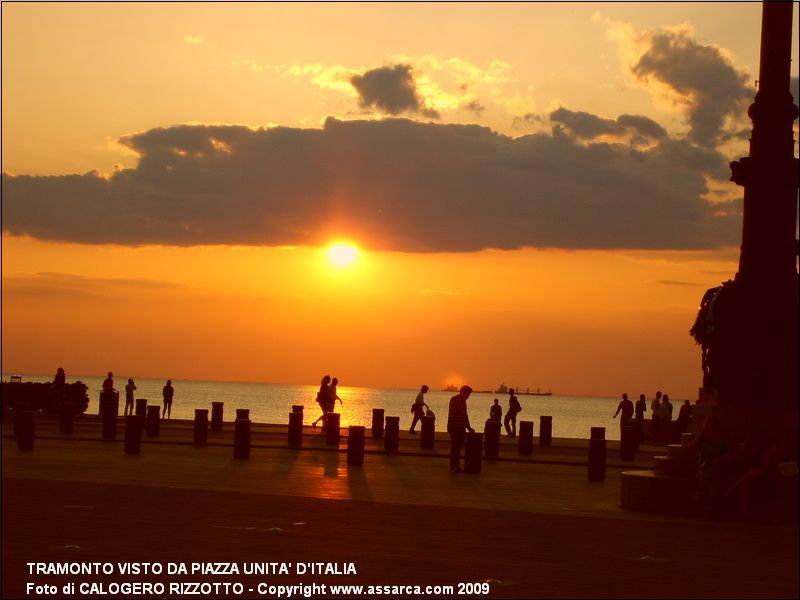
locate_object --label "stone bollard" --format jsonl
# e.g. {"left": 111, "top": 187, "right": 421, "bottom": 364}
{"left": 620, "top": 424, "right": 637, "bottom": 461}
{"left": 588, "top": 427, "right": 606, "bottom": 481}
{"left": 102, "top": 404, "right": 118, "bottom": 441}
{"left": 15, "top": 410, "right": 35, "bottom": 450}
{"left": 464, "top": 432, "right": 483, "bottom": 474}
{"left": 233, "top": 415, "right": 251, "bottom": 459}
{"left": 236, "top": 408, "right": 250, "bottom": 420}
{"left": 58, "top": 401, "right": 74, "bottom": 434}
{"left": 12, "top": 402, "right": 28, "bottom": 437}
{"left": 518, "top": 421, "right": 534, "bottom": 455}
{"left": 420, "top": 415, "right": 435, "bottom": 450}
{"left": 292, "top": 404, "right": 304, "bottom": 413}
{"left": 124, "top": 415, "right": 142, "bottom": 454}
{"left": 99, "top": 390, "right": 120, "bottom": 418}
{"left": 539, "top": 416, "right": 553, "bottom": 446}
{"left": 325, "top": 413, "right": 341, "bottom": 446}
{"left": 384, "top": 416, "right": 400, "bottom": 453}
{"left": 211, "top": 402, "right": 224, "bottom": 432}
{"left": 288, "top": 411, "right": 303, "bottom": 448}
{"left": 146, "top": 405, "right": 160, "bottom": 437}
{"left": 483, "top": 419, "right": 501, "bottom": 458}
{"left": 634, "top": 419, "right": 644, "bottom": 451}
{"left": 347, "top": 426, "right": 366, "bottom": 467}
{"left": 135, "top": 398, "right": 147, "bottom": 418}
{"left": 371, "top": 408, "right": 385, "bottom": 439}
{"left": 194, "top": 409, "right": 209, "bottom": 444}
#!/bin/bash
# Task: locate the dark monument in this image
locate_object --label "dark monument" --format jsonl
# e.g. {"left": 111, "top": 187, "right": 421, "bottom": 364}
{"left": 691, "top": 1, "right": 798, "bottom": 436}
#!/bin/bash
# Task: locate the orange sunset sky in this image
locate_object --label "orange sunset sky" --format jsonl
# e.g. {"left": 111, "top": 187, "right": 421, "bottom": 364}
{"left": 2, "top": 3, "right": 798, "bottom": 398}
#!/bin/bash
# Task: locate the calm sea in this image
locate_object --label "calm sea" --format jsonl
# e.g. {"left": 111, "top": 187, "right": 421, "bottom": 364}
{"left": 7, "top": 374, "right": 629, "bottom": 440}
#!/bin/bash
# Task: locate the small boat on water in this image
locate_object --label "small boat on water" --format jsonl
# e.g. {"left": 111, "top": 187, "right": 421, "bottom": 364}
{"left": 442, "top": 384, "right": 459, "bottom": 392}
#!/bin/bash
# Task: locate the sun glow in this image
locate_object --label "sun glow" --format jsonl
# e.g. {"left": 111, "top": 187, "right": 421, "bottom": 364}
{"left": 327, "top": 243, "right": 359, "bottom": 268}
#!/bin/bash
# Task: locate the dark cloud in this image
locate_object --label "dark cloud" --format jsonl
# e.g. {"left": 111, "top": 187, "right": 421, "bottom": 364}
{"left": 2, "top": 117, "right": 739, "bottom": 251}
{"left": 464, "top": 100, "right": 485, "bottom": 117}
{"left": 631, "top": 28, "right": 750, "bottom": 147}
{"left": 550, "top": 108, "right": 666, "bottom": 144}
{"left": 3, "top": 272, "right": 181, "bottom": 298}
{"left": 511, "top": 112, "right": 542, "bottom": 130}
{"left": 350, "top": 64, "right": 438, "bottom": 118}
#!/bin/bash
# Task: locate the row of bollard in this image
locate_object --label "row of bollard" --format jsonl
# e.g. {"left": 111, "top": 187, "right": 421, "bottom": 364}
{"left": 12, "top": 401, "right": 624, "bottom": 482}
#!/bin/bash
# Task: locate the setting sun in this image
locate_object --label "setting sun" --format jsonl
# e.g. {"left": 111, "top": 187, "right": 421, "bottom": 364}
{"left": 327, "top": 243, "right": 359, "bottom": 268}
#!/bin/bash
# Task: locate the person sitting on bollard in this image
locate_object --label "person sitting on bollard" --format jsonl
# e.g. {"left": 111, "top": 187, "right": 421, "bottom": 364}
{"left": 311, "top": 375, "right": 331, "bottom": 428}
{"left": 51, "top": 367, "right": 67, "bottom": 404}
{"left": 102, "top": 371, "right": 115, "bottom": 393}
{"left": 489, "top": 398, "right": 502, "bottom": 422}
{"left": 124, "top": 378, "right": 137, "bottom": 416}
{"left": 613, "top": 393, "right": 634, "bottom": 429}
{"left": 52, "top": 367, "right": 66, "bottom": 387}
{"left": 504, "top": 388, "right": 521, "bottom": 438}
{"left": 162, "top": 379, "right": 174, "bottom": 419}
{"left": 447, "top": 385, "right": 474, "bottom": 473}
{"left": 409, "top": 385, "right": 429, "bottom": 434}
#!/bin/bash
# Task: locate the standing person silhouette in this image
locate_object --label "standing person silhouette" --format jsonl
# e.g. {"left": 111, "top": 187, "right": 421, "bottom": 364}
{"left": 504, "top": 388, "right": 521, "bottom": 437}
{"left": 613, "top": 393, "right": 634, "bottom": 428}
{"left": 489, "top": 398, "right": 502, "bottom": 422}
{"left": 635, "top": 394, "right": 647, "bottom": 421}
{"left": 651, "top": 391, "right": 662, "bottom": 442}
{"left": 312, "top": 375, "right": 331, "bottom": 428}
{"left": 124, "top": 378, "right": 137, "bottom": 416}
{"left": 447, "top": 385, "right": 474, "bottom": 473}
{"left": 162, "top": 380, "right": 174, "bottom": 419}
{"left": 328, "top": 377, "right": 343, "bottom": 411}
{"left": 409, "top": 385, "right": 429, "bottom": 434}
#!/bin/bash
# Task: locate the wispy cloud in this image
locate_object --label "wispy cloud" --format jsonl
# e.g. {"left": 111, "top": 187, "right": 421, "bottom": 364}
{"left": 184, "top": 35, "right": 206, "bottom": 45}
{"left": 232, "top": 59, "right": 265, "bottom": 73}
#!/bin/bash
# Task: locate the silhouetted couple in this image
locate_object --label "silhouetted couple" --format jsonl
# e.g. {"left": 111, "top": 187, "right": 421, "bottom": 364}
{"left": 312, "top": 375, "right": 343, "bottom": 429}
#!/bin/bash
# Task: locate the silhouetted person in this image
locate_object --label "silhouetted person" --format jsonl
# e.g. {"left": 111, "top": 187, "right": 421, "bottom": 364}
{"left": 613, "top": 393, "right": 634, "bottom": 428}
{"left": 328, "top": 377, "right": 343, "bottom": 410}
{"left": 660, "top": 394, "right": 673, "bottom": 423}
{"left": 50, "top": 367, "right": 67, "bottom": 404}
{"left": 635, "top": 394, "right": 646, "bottom": 421}
{"left": 162, "top": 380, "right": 174, "bottom": 419}
{"left": 674, "top": 400, "right": 692, "bottom": 437}
{"left": 312, "top": 375, "right": 331, "bottom": 427}
{"left": 124, "top": 378, "right": 137, "bottom": 416}
{"left": 504, "top": 388, "right": 521, "bottom": 437}
{"left": 489, "top": 398, "right": 502, "bottom": 422}
{"left": 447, "top": 385, "right": 474, "bottom": 473}
{"left": 409, "top": 385, "right": 429, "bottom": 433}
{"left": 102, "top": 371, "right": 115, "bottom": 392}
{"left": 650, "top": 391, "right": 662, "bottom": 441}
